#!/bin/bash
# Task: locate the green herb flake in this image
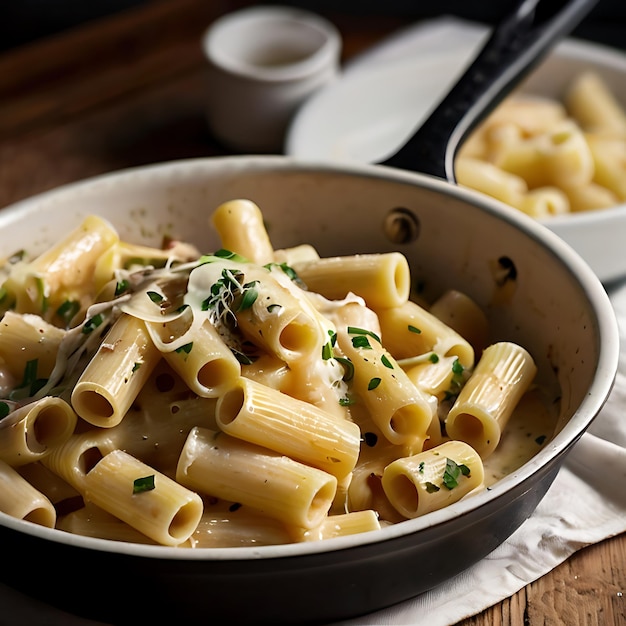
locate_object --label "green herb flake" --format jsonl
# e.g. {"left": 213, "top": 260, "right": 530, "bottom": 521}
{"left": 418, "top": 461, "right": 425, "bottom": 474}
{"left": 56, "top": 300, "right": 80, "bottom": 327}
{"left": 133, "top": 475, "right": 155, "bottom": 494}
{"left": 9, "top": 359, "right": 48, "bottom": 400}
{"left": 335, "top": 356, "right": 354, "bottom": 382}
{"left": 237, "top": 283, "right": 259, "bottom": 311}
{"left": 428, "top": 353, "right": 439, "bottom": 363}
{"left": 442, "top": 458, "right": 471, "bottom": 490}
{"left": 82, "top": 314, "right": 104, "bottom": 334}
{"left": 339, "top": 396, "right": 356, "bottom": 407}
{"left": 352, "top": 335, "right": 372, "bottom": 349}
{"left": 147, "top": 291, "right": 164, "bottom": 304}
{"left": 408, "top": 325, "right": 422, "bottom": 334}
{"left": 321, "top": 342, "right": 333, "bottom": 361}
{"left": 267, "top": 304, "right": 282, "bottom": 313}
{"left": 214, "top": 249, "right": 249, "bottom": 263}
{"left": 425, "top": 482, "right": 440, "bottom": 493}
{"left": 347, "top": 326, "right": 381, "bottom": 344}
{"left": 115, "top": 279, "right": 130, "bottom": 297}
{"left": 175, "top": 342, "right": 193, "bottom": 357}
{"left": 132, "top": 362, "right": 141, "bottom": 373}
{"left": 368, "top": 377, "right": 382, "bottom": 391}
{"left": 381, "top": 354, "right": 394, "bottom": 369}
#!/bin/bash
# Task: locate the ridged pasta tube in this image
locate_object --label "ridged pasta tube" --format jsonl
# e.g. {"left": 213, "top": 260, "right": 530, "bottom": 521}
{"left": 83, "top": 449, "right": 203, "bottom": 546}
{"left": 72, "top": 314, "right": 161, "bottom": 427}
{"left": 292, "top": 252, "right": 411, "bottom": 309}
{"left": 0, "top": 459, "right": 56, "bottom": 527}
{"left": 176, "top": 427, "right": 337, "bottom": 530}
{"left": 147, "top": 317, "right": 241, "bottom": 398}
{"left": 382, "top": 440, "right": 484, "bottom": 519}
{"left": 376, "top": 300, "right": 475, "bottom": 369}
{"left": 0, "top": 396, "right": 77, "bottom": 466}
{"left": 211, "top": 199, "right": 275, "bottom": 265}
{"left": 335, "top": 310, "right": 435, "bottom": 448}
{"left": 215, "top": 377, "right": 361, "bottom": 480}
{"left": 445, "top": 341, "right": 537, "bottom": 458}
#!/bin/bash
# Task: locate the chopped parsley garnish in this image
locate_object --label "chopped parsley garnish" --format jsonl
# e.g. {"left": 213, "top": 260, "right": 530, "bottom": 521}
{"left": 82, "top": 314, "right": 104, "bottom": 334}
{"left": 339, "top": 396, "right": 356, "bottom": 407}
{"left": 175, "top": 342, "right": 193, "bottom": 356}
{"left": 9, "top": 359, "right": 48, "bottom": 400}
{"left": 381, "top": 354, "right": 394, "bottom": 369}
{"left": 418, "top": 461, "right": 425, "bottom": 474}
{"left": 442, "top": 458, "right": 471, "bottom": 490}
{"left": 321, "top": 341, "right": 333, "bottom": 361}
{"left": 347, "top": 326, "right": 381, "bottom": 344}
{"left": 408, "top": 324, "right": 422, "bottom": 334}
{"left": 147, "top": 291, "right": 164, "bottom": 304}
{"left": 368, "top": 377, "right": 382, "bottom": 391}
{"left": 425, "top": 482, "right": 440, "bottom": 493}
{"left": 115, "top": 279, "right": 130, "bottom": 296}
{"left": 334, "top": 356, "right": 354, "bottom": 382}
{"left": 429, "top": 353, "right": 439, "bottom": 363}
{"left": 352, "top": 335, "right": 372, "bottom": 349}
{"left": 213, "top": 249, "right": 249, "bottom": 263}
{"left": 56, "top": 300, "right": 80, "bottom": 327}
{"left": 133, "top": 475, "right": 155, "bottom": 494}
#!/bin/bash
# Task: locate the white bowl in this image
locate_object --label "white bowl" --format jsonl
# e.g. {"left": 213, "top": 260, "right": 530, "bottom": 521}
{"left": 0, "top": 156, "right": 618, "bottom": 624}
{"left": 286, "top": 32, "right": 626, "bottom": 283}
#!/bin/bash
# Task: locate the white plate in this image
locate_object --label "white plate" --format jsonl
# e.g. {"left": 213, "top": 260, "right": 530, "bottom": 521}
{"left": 286, "top": 19, "right": 626, "bottom": 283}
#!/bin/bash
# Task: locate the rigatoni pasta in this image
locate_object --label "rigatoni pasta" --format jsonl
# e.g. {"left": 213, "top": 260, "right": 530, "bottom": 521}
{"left": 456, "top": 70, "right": 626, "bottom": 215}
{"left": 0, "top": 198, "right": 555, "bottom": 548}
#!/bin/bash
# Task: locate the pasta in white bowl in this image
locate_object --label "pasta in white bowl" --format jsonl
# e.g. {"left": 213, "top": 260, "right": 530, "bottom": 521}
{"left": 0, "top": 157, "right": 617, "bottom": 625}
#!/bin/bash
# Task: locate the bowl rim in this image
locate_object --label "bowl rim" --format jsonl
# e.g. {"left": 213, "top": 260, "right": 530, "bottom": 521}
{"left": 0, "top": 156, "right": 619, "bottom": 562}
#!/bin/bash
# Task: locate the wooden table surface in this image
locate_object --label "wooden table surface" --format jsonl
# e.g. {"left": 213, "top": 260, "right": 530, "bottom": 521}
{"left": 1, "top": 1, "right": 624, "bottom": 624}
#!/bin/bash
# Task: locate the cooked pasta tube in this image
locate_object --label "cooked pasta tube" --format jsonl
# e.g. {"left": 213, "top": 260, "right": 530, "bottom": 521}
{"left": 301, "top": 510, "right": 381, "bottom": 541}
{"left": 335, "top": 304, "right": 435, "bottom": 448}
{"left": 513, "top": 187, "right": 571, "bottom": 218}
{"left": 0, "top": 396, "right": 77, "bottom": 466}
{"left": 176, "top": 427, "right": 337, "bottom": 529}
{"left": 191, "top": 503, "right": 293, "bottom": 547}
{"left": 291, "top": 252, "right": 411, "bottom": 309}
{"left": 211, "top": 199, "right": 275, "bottom": 265}
{"left": 147, "top": 317, "right": 241, "bottom": 398}
{"left": 18, "top": 461, "right": 81, "bottom": 506}
{"left": 376, "top": 299, "right": 475, "bottom": 369}
{"left": 83, "top": 449, "right": 203, "bottom": 546}
{"left": 272, "top": 243, "right": 320, "bottom": 266}
{"left": 71, "top": 314, "right": 161, "bottom": 427}
{"left": 215, "top": 376, "right": 361, "bottom": 480}
{"left": 381, "top": 440, "right": 484, "bottom": 519}
{"left": 565, "top": 70, "right": 626, "bottom": 135}
{"left": 185, "top": 260, "right": 326, "bottom": 364}
{"left": 428, "top": 289, "right": 489, "bottom": 356}
{"left": 563, "top": 181, "right": 619, "bottom": 212}
{"left": 57, "top": 502, "right": 160, "bottom": 545}
{"left": 455, "top": 157, "right": 527, "bottom": 206}
{"left": 0, "top": 459, "right": 56, "bottom": 527}
{"left": 41, "top": 429, "right": 118, "bottom": 491}
{"left": 2, "top": 215, "right": 119, "bottom": 319}
{"left": 586, "top": 135, "right": 626, "bottom": 201}
{"left": 0, "top": 311, "right": 65, "bottom": 381}
{"left": 495, "top": 120, "right": 595, "bottom": 188}
{"left": 445, "top": 341, "right": 537, "bottom": 458}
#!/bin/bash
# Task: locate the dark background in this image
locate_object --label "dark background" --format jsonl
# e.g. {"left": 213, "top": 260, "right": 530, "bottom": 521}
{"left": 1, "top": 0, "right": 625, "bottom": 53}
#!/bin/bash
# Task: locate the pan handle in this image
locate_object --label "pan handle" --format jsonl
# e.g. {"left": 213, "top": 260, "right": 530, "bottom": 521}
{"left": 380, "top": 0, "right": 599, "bottom": 181}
